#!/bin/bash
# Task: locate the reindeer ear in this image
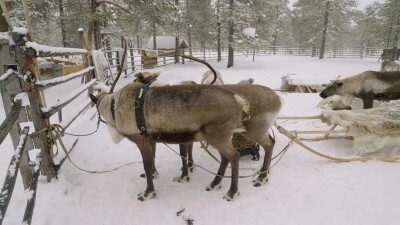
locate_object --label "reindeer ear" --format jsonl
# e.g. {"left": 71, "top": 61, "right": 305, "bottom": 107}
{"left": 337, "top": 82, "right": 344, "bottom": 87}
{"left": 135, "top": 72, "right": 144, "bottom": 80}
{"left": 89, "top": 94, "right": 98, "bottom": 104}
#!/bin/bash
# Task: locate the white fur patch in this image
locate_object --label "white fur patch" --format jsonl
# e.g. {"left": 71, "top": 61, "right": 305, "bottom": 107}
{"left": 93, "top": 82, "right": 111, "bottom": 93}
{"left": 107, "top": 124, "right": 124, "bottom": 144}
{"left": 234, "top": 94, "right": 250, "bottom": 115}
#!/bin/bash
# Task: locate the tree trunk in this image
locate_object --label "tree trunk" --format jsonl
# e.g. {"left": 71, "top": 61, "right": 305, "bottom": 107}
{"left": 152, "top": 21, "right": 157, "bottom": 50}
{"left": 136, "top": 21, "right": 141, "bottom": 53}
{"left": 174, "top": 0, "right": 179, "bottom": 63}
{"left": 319, "top": 0, "right": 331, "bottom": 60}
{"left": 272, "top": 5, "right": 280, "bottom": 54}
{"left": 58, "top": 0, "right": 68, "bottom": 47}
{"left": 217, "top": 0, "right": 221, "bottom": 61}
{"left": 391, "top": 12, "right": 400, "bottom": 60}
{"left": 227, "top": 0, "right": 235, "bottom": 68}
{"left": 89, "top": 0, "right": 101, "bottom": 50}
{"left": 0, "top": 5, "right": 8, "bottom": 32}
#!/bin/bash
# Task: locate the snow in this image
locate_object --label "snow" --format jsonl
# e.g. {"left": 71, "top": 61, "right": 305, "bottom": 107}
{"left": 0, "top": 32, "right": 13, "bottom": 45}
{"left": 242, "top": 28, "right": 256, "bottom": 38}
{"left": 11, "top": 27, "right": 28, "bottom": 35}
{"left": 147, "top": 36, "right": 186, "bottom": 50}
{"left": 35, "top": 66, "right": 94, "bottom": 88}
{"left": 0, "top": 69, "right": 15, "bottom": 82}
{"left": 0, "top": 55, "right": 399, "bottom": 225}
{"left": 25, "top": 42, "right": 87, "bottom": 56}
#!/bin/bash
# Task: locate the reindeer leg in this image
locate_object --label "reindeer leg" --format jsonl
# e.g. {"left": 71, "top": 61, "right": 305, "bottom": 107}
{"left": 253, "top": 134, "right": 275, "bottom": 187}
{"left": 187, "top": 143, "right": 195, "bottom": 172}
{"left": 206, "top": 138, "right": 241, "bottom": 201}
{"left": 174, "top": 144, "right": 190, "bottom": 182}
{"left": 140, "top": 141, "right": 159, "bottom": 179}
{"left": 361, "top": 94, "right": 374, "bottom": 109}
{"left": 206, "top": 153, "right": 228, "bottom": 191}
{"left": 134, "top": 137, "right": 157, "bottom": 201}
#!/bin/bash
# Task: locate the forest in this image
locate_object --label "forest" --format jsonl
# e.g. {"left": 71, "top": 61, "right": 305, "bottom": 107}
{"left": 1, "top": 0, "right": 400, "bottom": 65}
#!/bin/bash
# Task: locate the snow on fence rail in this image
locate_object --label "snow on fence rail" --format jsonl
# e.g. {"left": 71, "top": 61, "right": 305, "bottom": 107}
{"left": 257, "top": 46, "right": 383, "bottom": 58}
{"left": 35, "top": 66, "right": 94, "bottom": 91}
{"left": 41, "top": 79, "right": 96, "bottom": 119}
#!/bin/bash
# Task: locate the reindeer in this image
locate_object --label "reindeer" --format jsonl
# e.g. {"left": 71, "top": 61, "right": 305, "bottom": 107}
{"left": 319, "top": 71, "right": 400, "bottom": 109}
{"left": 90, "top": 82, "right": 281, "bottom": 201}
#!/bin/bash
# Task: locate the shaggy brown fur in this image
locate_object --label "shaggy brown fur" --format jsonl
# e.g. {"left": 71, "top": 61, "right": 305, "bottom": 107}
{"left": 320, "top": 71, "right": 400, "bottom": 109}
{"left": 92, "top": 82, "right": 281, "bottom": 201}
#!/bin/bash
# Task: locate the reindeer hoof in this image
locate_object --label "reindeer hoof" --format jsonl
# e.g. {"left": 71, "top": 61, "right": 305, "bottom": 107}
{"left": 206, "top": 183, "right": 222, "bottom": 191}
{"left": 253, "top": 177, "right": 268, "bottom": 187}
{"left": 173, "top": 175, "right": 190, "bottom": 183}
{"left": 223, "top": 191, "right": 240, "bottom": 201}
{"left": 137, "top": 191, "right": 156, "bottom": 201}
{"left": 188, "top": 164, "right": 196, "bottom": 173}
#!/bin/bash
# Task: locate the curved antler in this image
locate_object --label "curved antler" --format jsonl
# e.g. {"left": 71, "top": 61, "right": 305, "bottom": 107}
{"left": 179, "top": 54, "right": 218, "bottom": 84}
{"left": 109, "top": 36, "right": 127, "bottom": 93}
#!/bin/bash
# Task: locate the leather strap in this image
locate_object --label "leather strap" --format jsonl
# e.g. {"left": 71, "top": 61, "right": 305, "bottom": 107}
{"left": 135, "top": 86, "right": 150, "bottom": 134}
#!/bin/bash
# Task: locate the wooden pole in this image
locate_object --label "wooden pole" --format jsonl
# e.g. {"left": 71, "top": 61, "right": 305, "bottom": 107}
{"left": 22, "top": 154, "right": 42, "bottom": 225}
{"left": 0, "top": 71, "right": 34, "bottom": 188}
{"left": 0, "top": 99, "right": 22, "bottom": 145}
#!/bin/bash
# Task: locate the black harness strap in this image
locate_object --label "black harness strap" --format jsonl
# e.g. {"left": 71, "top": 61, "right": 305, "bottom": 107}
{"left": 135, "top": 86, "right": 150, "bottom": 134}
{"left": 110, "top": 97, "right": 116, "bottom": 121}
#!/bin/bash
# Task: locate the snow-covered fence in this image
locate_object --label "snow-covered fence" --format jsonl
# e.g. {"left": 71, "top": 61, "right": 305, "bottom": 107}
{"left": 0, "top": 127, "right": 30, "bottom": 225}
{"left": 257, "top": 46, "right": 383, "bottom": 58}
{"left": 0, "top": 28, "right": 97, "bottom": 185}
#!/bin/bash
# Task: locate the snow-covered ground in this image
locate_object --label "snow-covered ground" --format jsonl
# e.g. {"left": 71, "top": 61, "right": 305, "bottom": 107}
{"left": 1, "top": 55, "right": 399, "bottom": 225}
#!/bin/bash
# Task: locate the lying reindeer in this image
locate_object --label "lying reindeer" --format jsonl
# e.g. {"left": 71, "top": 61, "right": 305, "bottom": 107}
{"left": 319, "top": 71, "right": 400, "bottom": 109}
{"left": 90, "top": 81, "right": 281, "bottom": 201}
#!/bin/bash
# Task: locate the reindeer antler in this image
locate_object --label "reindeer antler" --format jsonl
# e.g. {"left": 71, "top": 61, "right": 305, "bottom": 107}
{"left": 179, "top": 54, "right": 218, "bottom": 84}
{"left": 109, "top": 36, "right": 127, "bottom": 93}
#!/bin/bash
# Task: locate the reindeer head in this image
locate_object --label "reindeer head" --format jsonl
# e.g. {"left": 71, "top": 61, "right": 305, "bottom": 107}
{"left": 319, "top": 80, "right": 344, "bottom": 99}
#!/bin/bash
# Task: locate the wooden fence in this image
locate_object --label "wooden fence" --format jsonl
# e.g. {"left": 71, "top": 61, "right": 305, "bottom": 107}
{"left": 257, "top": 46, "right": 383, "bottom": 58}
{"left": 0, "top": 28, "right": 96, "bottom": 224}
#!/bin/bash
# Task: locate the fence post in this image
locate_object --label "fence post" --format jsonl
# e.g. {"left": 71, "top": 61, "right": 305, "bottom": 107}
{"left": 360, "top": 45, "right": 365, "bottom": 59}
{"left": 130, "top": 48, "right": 134, "bottom": 73}
{"left": 79, "top": 31, "right": 94, "bottom": 99}
{"left": 11, "top": 31, "right": 56, "bottom": 182}
{"left": 0, "top": 66, "right": 35, "bottom": 188}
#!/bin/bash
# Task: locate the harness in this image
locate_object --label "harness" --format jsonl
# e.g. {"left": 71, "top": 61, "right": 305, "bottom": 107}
{"left": 134, "top": 85, "right": 150, "bottom": 134}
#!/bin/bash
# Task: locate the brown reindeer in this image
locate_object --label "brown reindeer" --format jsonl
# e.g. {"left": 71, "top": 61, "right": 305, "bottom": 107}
{"left": 90, "top": 82, "right": 281, "bottom": 201}
{"left": 320, "top": 71, "right": 400, "bottom": 109}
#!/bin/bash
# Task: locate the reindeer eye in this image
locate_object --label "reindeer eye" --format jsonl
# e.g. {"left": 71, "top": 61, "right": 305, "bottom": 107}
{"left": 337, "top": 82, "right": 343, "bottom": 87}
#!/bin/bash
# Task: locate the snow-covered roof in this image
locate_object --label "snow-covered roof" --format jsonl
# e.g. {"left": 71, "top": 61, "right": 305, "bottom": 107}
{"left": 146, "top": 36, "right": 188, "bottom": 50}
{"left": 242, "top": 28, "right": 256, "bottom": 38}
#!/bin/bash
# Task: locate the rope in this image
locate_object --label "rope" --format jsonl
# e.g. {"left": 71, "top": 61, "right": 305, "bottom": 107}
{"left": 275, "top": 124, "right": 400, "bottom": 163}
{"left": 164, "top": 139, "right": 293, "bottom": 179}
{"left": 30, "top": 123, "right": 139, "bottom": 174}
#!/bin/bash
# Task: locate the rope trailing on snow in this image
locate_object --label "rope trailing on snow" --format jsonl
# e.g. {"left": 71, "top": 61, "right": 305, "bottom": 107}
{"left": 30, "top": 124, "right": 139, "bottom": 174}
{"left": 275, "top": 124, "right": 400, "bottom": 163}
{"left": 164, "top": 138, "right": 293, "bottom": 179}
